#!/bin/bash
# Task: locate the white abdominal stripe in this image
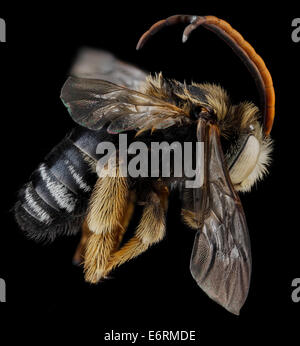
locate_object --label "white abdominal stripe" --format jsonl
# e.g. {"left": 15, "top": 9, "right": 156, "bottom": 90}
{"left": 23, "top": 182, "right": 53, "bottom": 224}
{"left": 65, "top": 161, "right": 92, "bottom": 193}
{"left": 37, "top": 163, "right": 77, "bottom": 213}
{"left": 15, "top": 152, "right": 96, "bottom": 241}
{"left": 15, "top": 169, "right": 87, "bottom": 242}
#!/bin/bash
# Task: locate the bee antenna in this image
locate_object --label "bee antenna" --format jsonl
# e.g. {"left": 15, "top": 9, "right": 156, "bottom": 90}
{"left": 136, "top": 15, "right": 196, "bottom": 50}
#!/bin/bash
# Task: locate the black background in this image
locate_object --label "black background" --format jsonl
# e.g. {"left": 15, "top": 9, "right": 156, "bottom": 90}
{"left": 0, "top": 1, "right": 299, "bottom": 344}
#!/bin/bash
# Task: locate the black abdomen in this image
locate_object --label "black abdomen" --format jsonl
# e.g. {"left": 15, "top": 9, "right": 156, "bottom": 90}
{"left": 14, "top": 126, "right": 104, "bottom": 241}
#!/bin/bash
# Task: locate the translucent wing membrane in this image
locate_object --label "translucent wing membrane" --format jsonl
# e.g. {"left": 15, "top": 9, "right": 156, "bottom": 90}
{"left": 190, "top": 121, "right": 252, "bottom": 315}
{"left": 71, "top": 48, "right": 148, "bottom": 91}
{"left": 61, "top": 76, "right": 190, "bottom": 132}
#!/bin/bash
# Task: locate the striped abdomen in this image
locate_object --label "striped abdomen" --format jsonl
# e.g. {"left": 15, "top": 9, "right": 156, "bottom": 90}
{"left": 14, "top": 126, "right": 104, "bottom": 241}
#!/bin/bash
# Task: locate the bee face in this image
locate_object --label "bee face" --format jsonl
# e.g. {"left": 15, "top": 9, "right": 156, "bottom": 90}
{"left": 206, "top": 90, "right": 272, "bottom": 192}
{"left": 192, "top": 83, "right": 272, "bottom": 192}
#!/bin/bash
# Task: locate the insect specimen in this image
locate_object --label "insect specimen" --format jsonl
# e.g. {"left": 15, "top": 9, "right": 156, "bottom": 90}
{"left": 15, "top": 15, "right": 275, "bottom": 314}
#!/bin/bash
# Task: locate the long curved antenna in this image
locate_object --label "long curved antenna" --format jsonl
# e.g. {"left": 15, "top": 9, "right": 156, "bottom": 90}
{"left": 136, "top": 15, "right": 275, "bottom": 136}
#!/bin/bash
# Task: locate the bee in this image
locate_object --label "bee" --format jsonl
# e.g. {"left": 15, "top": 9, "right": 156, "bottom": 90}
{"left": 14, "top": 15, "right": 275, "bottom": 315}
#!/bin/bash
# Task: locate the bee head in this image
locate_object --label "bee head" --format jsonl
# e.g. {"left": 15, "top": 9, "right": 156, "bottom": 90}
{"left": 189, "top": 82, "right": 272, "bottom": 192}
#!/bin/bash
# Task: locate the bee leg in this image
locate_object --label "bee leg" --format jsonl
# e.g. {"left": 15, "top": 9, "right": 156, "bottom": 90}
{"left": 103, "top": 185, "right": 169, "bottom": 275}
{"left": 83, "top": 169, "right": 134, "bottom": 283}
{"left": 72, "top": 220, "right": 91, "bottom": 266}
{"left": 84, "top": 228, "right": 120, "bottom": 283}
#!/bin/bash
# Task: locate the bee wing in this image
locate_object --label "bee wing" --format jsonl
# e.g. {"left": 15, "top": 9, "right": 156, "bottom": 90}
{"left": 190, "top": 122, "right": 252, "bottom": 315}
{"left": 70, "top": 48, "right": 147, "bottom": 91}
{"left": 61, "top": 76, "right": 190, "bottom": 132}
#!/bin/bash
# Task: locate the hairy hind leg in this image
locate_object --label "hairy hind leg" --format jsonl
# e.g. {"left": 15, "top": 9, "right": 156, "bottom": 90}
{"left": 103, "top": 183, "right": 169, "bottom": 276}
{"left": 83, "top": 167, "right": 134, "bottom": 283}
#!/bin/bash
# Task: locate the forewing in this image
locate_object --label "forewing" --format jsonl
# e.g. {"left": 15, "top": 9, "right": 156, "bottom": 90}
{"left": 70, "top": 48, "right": 147, "bottom": 91}
{"left": 61, "top": 76, "right": 190, "bottom": 132}
{"left": 190, "top": 123, "right": 252, "bottom": 315}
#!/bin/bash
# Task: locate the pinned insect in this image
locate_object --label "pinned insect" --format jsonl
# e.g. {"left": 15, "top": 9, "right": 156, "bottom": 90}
{"left": 14, "top": 15, "right": 275, "bottom": 315}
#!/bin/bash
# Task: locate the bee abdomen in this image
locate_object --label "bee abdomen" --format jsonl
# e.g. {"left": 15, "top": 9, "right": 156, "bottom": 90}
{"left": 15, "top": 132, "right": 98, "bottom": 242}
